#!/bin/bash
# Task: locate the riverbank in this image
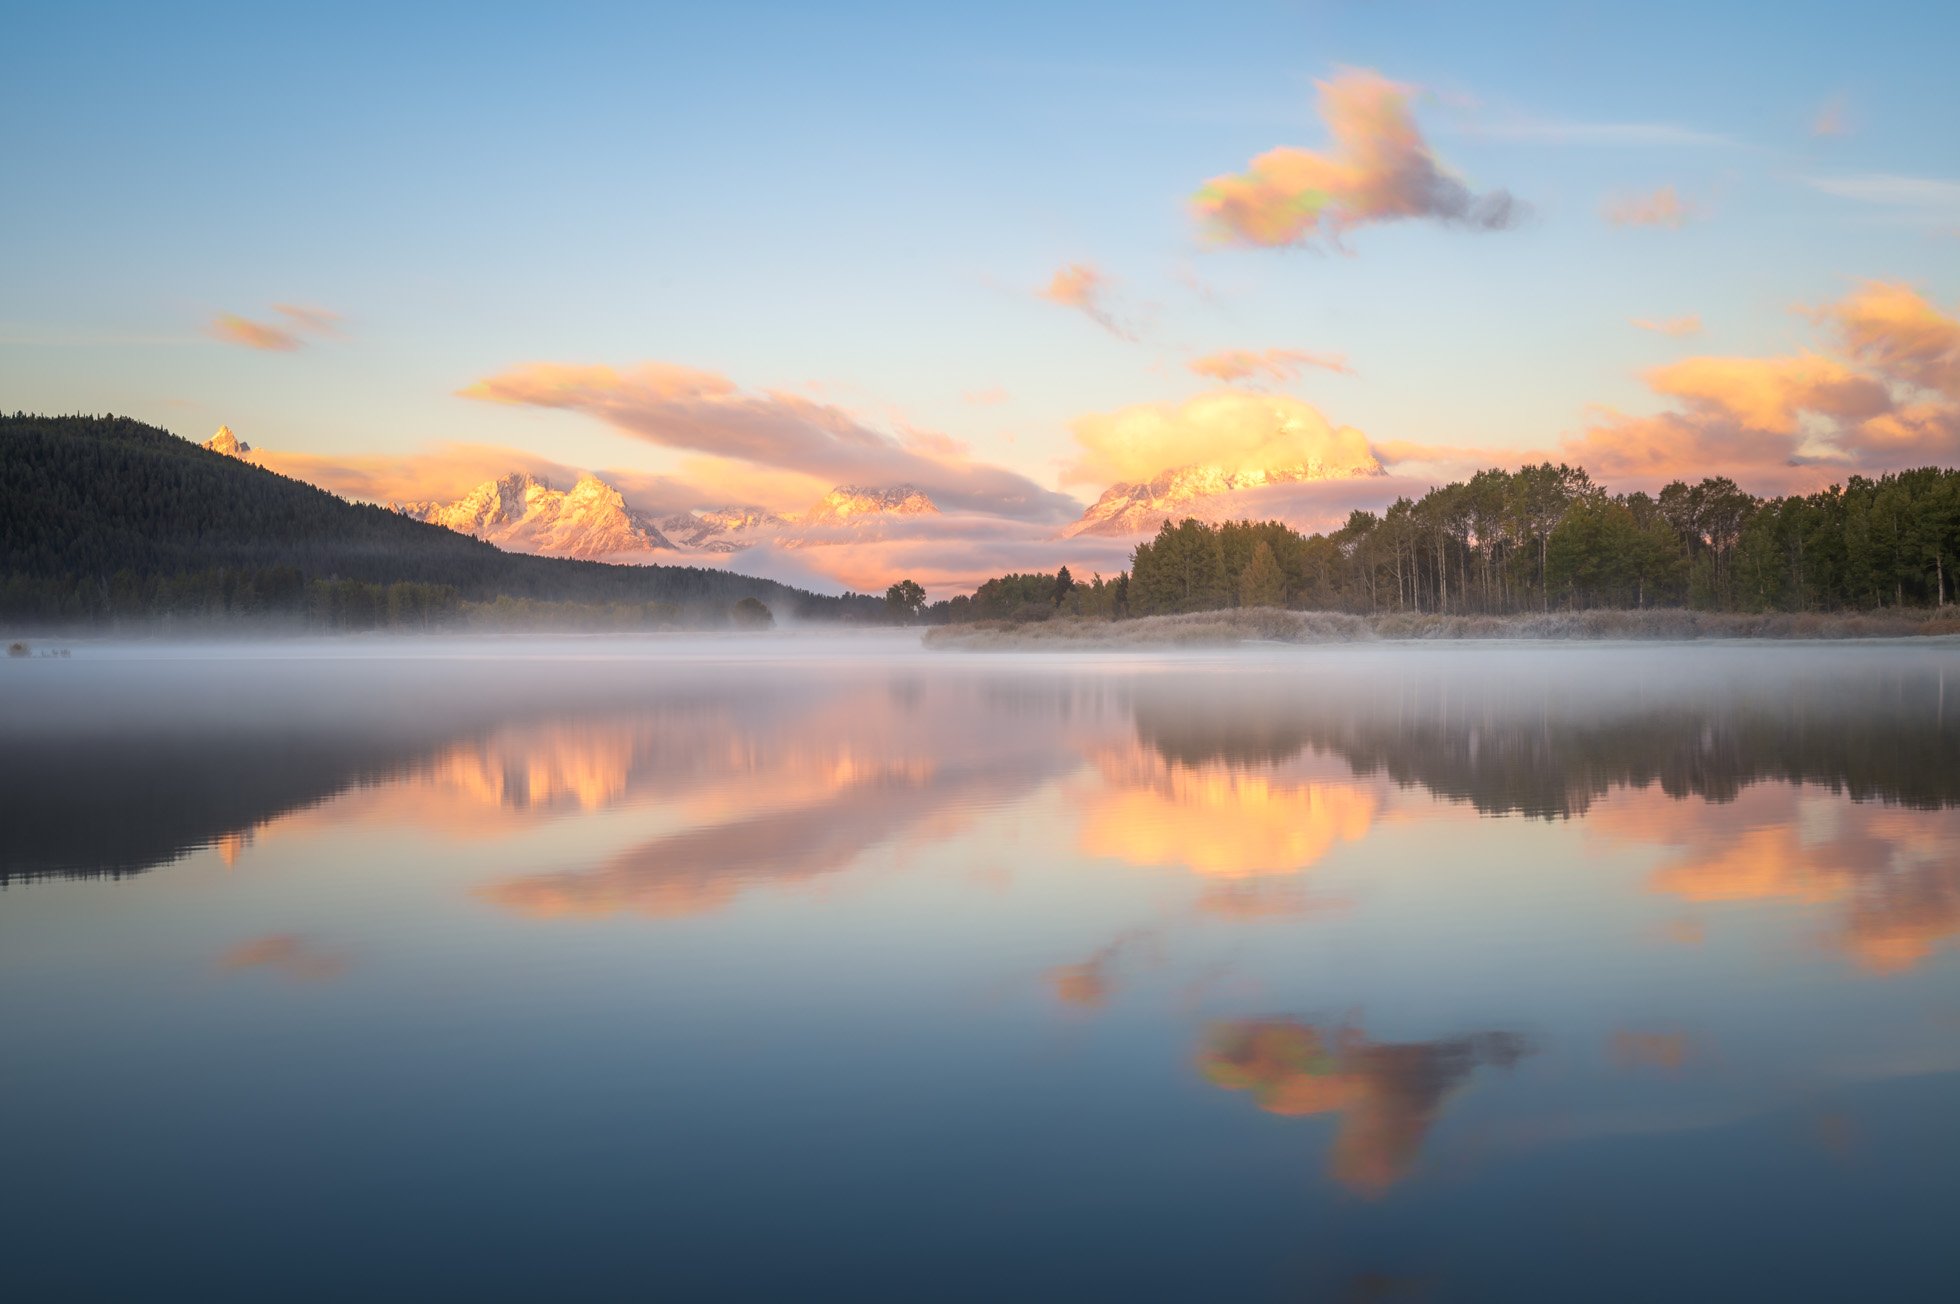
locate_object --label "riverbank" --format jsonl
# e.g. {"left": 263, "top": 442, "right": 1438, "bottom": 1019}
{"left": 923, "top": 606, "right": 1960, "bottom": 649}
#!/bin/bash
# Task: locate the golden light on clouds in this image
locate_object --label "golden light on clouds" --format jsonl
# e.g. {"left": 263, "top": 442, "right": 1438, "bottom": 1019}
{"left": 1064, "top": 390, "right": 1382, "bottom": 487}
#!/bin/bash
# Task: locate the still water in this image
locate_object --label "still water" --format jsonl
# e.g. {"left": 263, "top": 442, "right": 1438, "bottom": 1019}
{"left": 3, "top": 636, "right": 1958, "bottom": 1300}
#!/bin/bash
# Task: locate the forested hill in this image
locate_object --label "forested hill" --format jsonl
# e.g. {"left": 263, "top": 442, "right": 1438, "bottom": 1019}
{"left": 0, "top": 414, "right": 875, "bottom": 624}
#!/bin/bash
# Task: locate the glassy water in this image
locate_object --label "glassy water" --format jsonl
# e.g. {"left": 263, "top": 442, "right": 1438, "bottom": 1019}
{"left": 3, "top": 636, "right": 1958, "bottom": 1301}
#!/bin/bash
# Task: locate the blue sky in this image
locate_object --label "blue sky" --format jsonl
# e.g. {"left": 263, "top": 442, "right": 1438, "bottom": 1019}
{"left": 4, "top": 1, "right": 1958, "bottom": 585}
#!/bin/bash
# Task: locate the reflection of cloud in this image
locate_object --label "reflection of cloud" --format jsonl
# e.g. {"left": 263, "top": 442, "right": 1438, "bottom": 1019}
{"left": 1079, "top": 746, "right": 1379, "bottom": 878}
{"left": 462, "top": 362, "right": 1078, "bottom": 521}
{"left": 1045, "top": 928, "right": 1156, "bottom": 1008}
{"left": 1611, "top": 1030, "right": 1694, "bottom": 1072}
{"left": 219, "top": 934, "right": 346, "bottom": 981}
{"left": 1193, "top": 69, "right": 1522, "bottom": 249}
{"left": 1200, "top": 1020, "right": 1532, "bottom": 1195}
{"left": 1595, "top": 785, "right": 1960, "bottom": 974}
{"left": 1064, "top": 390, "right": 1382, "bottom": 487}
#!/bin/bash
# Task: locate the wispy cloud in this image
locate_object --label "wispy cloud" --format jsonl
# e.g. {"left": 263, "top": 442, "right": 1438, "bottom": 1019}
{"left": 1189, "top": 347, "right": 1354, "bottom": 384}
{"left": 1803, "top": 172, "right": 1960, "bottom": 211}
{"left": 208, "top": 303, "right": 341, "bottom": 352}
{"left": 209, "top": 313, "right": 301, "bottom": 351}
{"left": 1632, "top": 315, "right": 1704, "bottom": 338}
{"left": 1193, "top": 68, "right": 1524, "bottom": 250}
{"left": 1454, "top": 115, "right": 1737, "bottom": 149}
{"left": 1603, "top": 184, "right": 1698, "bottom": 228}
{"left": 1038, "top": 263, "right": 1134, "bottom": 340}
{"left": 1811, "top": 95, "right": 1851, "bottom": 139}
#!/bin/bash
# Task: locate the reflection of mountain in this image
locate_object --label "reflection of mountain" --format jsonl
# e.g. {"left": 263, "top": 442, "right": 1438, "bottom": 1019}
{"left": 1200, "top": 1020, "right": 1532, "bottom": 1195}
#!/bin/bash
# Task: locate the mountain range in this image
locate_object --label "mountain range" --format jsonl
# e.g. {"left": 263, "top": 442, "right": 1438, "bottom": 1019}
{"left": 203, "top": 427, "right": 1387, "bottom": 560}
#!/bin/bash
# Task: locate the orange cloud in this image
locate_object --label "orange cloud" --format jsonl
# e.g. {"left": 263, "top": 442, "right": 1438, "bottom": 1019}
{"left": 252, "top": 442, "right": 598, "bottom": 507}
{"left": 209, "top": 303, "right": 340, "bottom": 351}
{"left": 1645, "top": 354, "right": 1891, "bottom": 434}
{"left": 209, "top": 313, "right": 301, "bottom": 352}
{"left": 1631, "top": 315, "right": 1703, "bottom": 338}
{"left": 462, "top": 362, "right": 1080, "bottom": 522}
{"left": 1038, "top": 263, "right": 1132, "bottom": 339}
{"left": 1603, "top": 185, "right": 1696, "bottom": 228}
{"left": 1189, "top": 348, "right": 1354, "bottom": 385}
{"left": 1827, "top": 280, "right": 1960, "bottom": 395}
{"left": 1064, "top": 390, "right": 1382, "bottom": 487}
{"left": 1193, "top": 69, "right": 1522, "bottom": 249}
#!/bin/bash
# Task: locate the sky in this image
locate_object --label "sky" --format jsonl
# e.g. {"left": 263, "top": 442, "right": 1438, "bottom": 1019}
{"left": 4, "top": 0, "right": 1958, "bottom": 592}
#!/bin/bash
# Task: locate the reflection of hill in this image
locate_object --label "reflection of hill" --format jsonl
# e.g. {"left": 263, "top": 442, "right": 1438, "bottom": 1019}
{"left": 0, "top": 659, "right": 803, "bottom": 885}
{"left": 1200, "top": 1019, "right": 1532, "bottom": 1195}
{"left": 1129, "top": 662, "right": 1960, "bottom": 816}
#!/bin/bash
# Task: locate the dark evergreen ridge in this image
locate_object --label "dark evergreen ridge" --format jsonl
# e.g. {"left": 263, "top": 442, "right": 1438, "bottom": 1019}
{"left": 0, "top": 413, "right": 880, "bottom": 626}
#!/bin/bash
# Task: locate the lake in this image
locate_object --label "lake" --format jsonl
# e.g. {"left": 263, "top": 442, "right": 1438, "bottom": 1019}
{"left": 3, "top": 635, "right": 1958, "bottom": 1301}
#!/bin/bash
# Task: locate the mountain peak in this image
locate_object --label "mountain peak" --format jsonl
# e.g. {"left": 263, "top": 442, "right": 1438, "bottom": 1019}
{"left": 804, "top": 484, "right": 939, "bottom": 523}
{"left": 205, "top": 426, "right": 252, "bottom": 458}
{"left": 396, "top": 469, "right": 673, "bottom": 559}
{"left": 1062, "top": 457, "right": 1384, "bottom": 538}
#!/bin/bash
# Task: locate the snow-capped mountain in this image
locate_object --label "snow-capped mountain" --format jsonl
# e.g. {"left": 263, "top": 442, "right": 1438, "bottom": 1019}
{"left": 205, "top": 426, "right": 252, "bottom": 458}
{"left": 1062, "top": 459, "right": 1385, "bottom": 538}
{"left": 393, "top": 472, "right": 675, "bottom": 559}
{"left": 658, "top": 506, "right": 789, "bottom": 553}
{"left": 803, "top": 484, "right": 938, "bottom": 523}
{"left": 394, "top": 472, "right": 943, "bottom": 559}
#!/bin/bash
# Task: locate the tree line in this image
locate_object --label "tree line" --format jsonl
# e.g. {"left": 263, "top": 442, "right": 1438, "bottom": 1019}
{"left": 918, "top": 463, "right": 1960, "bottom": 621}
{"left": 1, "top": 415, "right": 880, "bottom": 627}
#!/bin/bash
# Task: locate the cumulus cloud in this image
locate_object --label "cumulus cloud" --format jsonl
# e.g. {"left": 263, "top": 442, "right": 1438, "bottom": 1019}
{"left": 1038, "top": 263, "right": 1133, "bottom": 339}
{"left": 208, "top": 303, "right": 340, "bottom": 351}
{"left": 1192, "top": 69, "right": 1523, "bottom": 249}
{"left": 1063, "top": 390, "right": 1382, "bottom": 487}
{"left": 1188, "top": 347, "right": 1354, "bottom": 384}
{"left": 1603, "top": 184, "right": 1696, "bottom": 228}
{"left": 462, "top": 362, "right": 1082, "bottom": 523}
{"left": 1632, "top": 314, "right": 1703, "bottom": 338}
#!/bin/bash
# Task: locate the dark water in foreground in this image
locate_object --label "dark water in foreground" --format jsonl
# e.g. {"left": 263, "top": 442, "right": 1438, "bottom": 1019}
{"left": 3, "top": 636, "right": 1958, "bottom": 1301}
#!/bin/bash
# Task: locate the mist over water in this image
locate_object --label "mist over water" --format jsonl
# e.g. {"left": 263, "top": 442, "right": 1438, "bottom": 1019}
{"left": 3, "top": 636, "right": 1958, "bottom": 1300}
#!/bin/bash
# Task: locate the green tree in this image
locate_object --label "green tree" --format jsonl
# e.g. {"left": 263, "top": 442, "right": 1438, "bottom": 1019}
{"left": 1238, "top": 540, "right": 1287, "bottom": 608}
{"left": 884, "top": 578, "right": 926, "bottom": 621}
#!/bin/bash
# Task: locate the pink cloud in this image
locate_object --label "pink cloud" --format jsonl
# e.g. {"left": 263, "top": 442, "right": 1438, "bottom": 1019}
{"left": 1631, "top": 315, "right": 1703, "bottom": 338}
{"left": 461, "top": 362, "right": 1082, "bottom": 522}
{"left": 209, "top": 313, "right": 300, "bottom": 352}
{"left": 1038, "top": 263, "right": 1133, "bottom": 339}
{"left": 1192, "top": 69, "right": 1522, "bottom": 249}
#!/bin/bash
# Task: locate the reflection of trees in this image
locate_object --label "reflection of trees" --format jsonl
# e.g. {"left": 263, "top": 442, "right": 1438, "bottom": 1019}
{"left": 1200, "top": 1020, "right": 1532, "bottom": 1196}
{"left": 1130, "top": 666, "right": 1960, "bottom": 817}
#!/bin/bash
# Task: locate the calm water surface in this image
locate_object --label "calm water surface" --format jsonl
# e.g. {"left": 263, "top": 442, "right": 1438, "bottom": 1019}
{"left": 3, "top": 635, "right": 1958, "bottom": 1301}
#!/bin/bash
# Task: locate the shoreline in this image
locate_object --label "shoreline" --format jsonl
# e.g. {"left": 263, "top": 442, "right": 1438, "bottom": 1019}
{"left": 922, "top": 607, "right": 1960, "bottom": 649}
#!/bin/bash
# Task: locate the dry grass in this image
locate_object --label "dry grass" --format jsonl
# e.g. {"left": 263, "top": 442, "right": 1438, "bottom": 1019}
{"left": 922, "top": 606, "right": 1960, "bottom": 650}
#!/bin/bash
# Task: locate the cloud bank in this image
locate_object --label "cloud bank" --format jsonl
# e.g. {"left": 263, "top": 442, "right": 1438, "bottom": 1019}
{"left": 461, "top": 362, "right": 1082, "bottom": 522}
